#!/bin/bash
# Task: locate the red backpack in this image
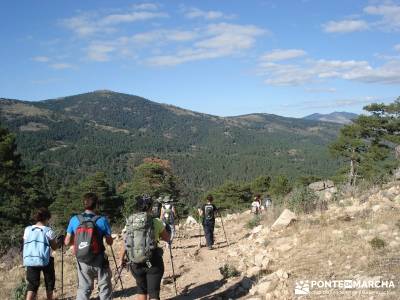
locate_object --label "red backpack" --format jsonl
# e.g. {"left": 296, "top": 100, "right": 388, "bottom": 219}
{"left": 74, "top": 215, "right": 103, "bottom": 263}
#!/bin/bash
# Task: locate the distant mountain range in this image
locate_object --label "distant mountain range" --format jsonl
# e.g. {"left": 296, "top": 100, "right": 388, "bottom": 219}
{"left": 0, "top": 90, "right": 342, "bottom": 195}
{"left": 303, "top": 112, "right": 358, "bottom": 124}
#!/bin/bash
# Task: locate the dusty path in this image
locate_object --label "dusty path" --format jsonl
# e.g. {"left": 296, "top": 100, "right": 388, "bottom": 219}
{"left": 110, "top": 214, "right": 253, "bottom": 300}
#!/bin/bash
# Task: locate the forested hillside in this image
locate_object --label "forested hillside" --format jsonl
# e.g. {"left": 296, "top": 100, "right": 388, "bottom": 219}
{"left": 0, "top": 90, "right": 341, "bottom": 198}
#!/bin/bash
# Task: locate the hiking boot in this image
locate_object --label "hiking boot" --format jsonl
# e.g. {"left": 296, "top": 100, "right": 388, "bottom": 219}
{"left": 208, "top": 246, "right": 213, "bottom": 250}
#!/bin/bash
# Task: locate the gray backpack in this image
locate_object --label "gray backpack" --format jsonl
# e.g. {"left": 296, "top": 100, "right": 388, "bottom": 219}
{"left": 125, "top": 212, "right": 156, "bottom": 264}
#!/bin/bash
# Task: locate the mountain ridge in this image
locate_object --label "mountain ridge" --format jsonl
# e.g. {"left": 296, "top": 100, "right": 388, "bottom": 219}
{"left": 0, "top": 90, "right": 342, "bottom": 198}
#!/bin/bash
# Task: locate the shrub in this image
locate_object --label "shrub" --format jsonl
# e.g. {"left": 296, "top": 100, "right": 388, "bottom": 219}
{"left": 246, "top": 215, "right": 261, "bottom": 229}
{"left": 288, "top": 186, "right": 319, "bottom": 214}
{"left": 12, "top": 280, "right": 27, "bottom": 300}
{"left": 219, "top": 264, "right": 240, "bottom": 279}
{"left": 369, "top": 237, "right": 385, "bottom": 249}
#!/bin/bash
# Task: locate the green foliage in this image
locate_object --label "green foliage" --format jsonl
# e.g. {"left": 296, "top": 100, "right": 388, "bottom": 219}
{"left": 0, "top": 126, "right": 51, "bottom": 253}
{"left": 122, "top": 160, "right": 180, "bottom": 216}
{"left": 269, "top": 175, "right": 292, "bottom": 197}
{"left": 0, "top": 91, "right": 341, "bottom": 206}
{"left": 330, "top": 97, "right": 400, "bottom": 185}
{"left": 369, "top": 237, "right": 385, "bottom": 250}
{"left": 250, "top": 175, "right": 271, "bottom": 195}
{"left": 50, "top": 172, "right": 122, "bottom": 229}
{"left": 11, "top": 279, "right": 27, "bottom": 300}
{"left": 210, "top": 181, "right": 252, "bottom": 212}
{"left": 246, "top": 215, "right": 261, "bottom": 229}
{"left": 219, "top": 264, "right": 240, "bottom": 279}
{"left": 288, "top": 186, "right": 319, "bottom": 214}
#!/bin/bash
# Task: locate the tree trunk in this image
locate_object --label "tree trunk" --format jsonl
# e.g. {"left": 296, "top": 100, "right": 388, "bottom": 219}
{"left": 395, "top": 145, "right": 400, "bottom": 160}
{"left": 349, "top": 159, "right": 355, "bottom": 186}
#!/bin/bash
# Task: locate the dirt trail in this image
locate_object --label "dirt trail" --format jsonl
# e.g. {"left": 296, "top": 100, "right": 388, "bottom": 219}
{"left": 54, "top": 213, "right": 254, "bottom": 300}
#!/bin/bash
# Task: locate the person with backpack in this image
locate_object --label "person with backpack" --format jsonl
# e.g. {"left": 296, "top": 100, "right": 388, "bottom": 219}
{"left": 23, "top": 207, "right": 61, "bottom": 300}
{"left": 197, "top": 194, "right": 218, "bottom": 250}
{"left": 151, "top": 197, "right": 163, "bottom": 218}
{"left": 120, "top": 195, "right": 171, "bottom": 300}
{"left": 160, "top": 196, "right": 177, "bottom": 245}
{"left": 64, "top": 192, "right": 113, "bottom": 300}
{"left": 263, "top": 193, "right": 272, "bottom": 211}
{"left": 251, "top": 195, "right": 261, "bottom": 215}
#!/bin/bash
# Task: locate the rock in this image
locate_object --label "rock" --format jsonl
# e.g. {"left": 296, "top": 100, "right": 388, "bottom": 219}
{"left": 246, "top": 266, "right": 261, "bottom": 277}
{"left": 309, "top": 180, "right": 335, "bottom": 191}
{"left": 254, "top": 254, "right": 265, "bottom": 267}
{"left": 275, "top": 269, "right": 289, "bottom": 279}
{"left": 185, "top": 216, "right": 198, "bottom": 225}
{"left": 251, "top": 225, "right": 263, "bottom": 234}
{"left": 271, "top": 209, "right": 297, "bottom": 230}
{"left": 376, "top": 224, "right": 389, "bottom": 232}
{"left": 395, "top": 168, "right": 400, "bottom": 180}
{"left": 257, "top": 279, "right": 278, "bottom": 294}
{"left": 372, "top": 205, "right": 381, "bottom": 212}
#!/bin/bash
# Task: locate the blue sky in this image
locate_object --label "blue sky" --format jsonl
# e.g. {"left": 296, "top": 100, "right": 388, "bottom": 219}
{"left": 0, "top": 0, "right": 399, "bottom": 117}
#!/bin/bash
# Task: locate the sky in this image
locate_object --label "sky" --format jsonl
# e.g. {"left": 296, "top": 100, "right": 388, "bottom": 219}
{"left": 0, "top": 0, "right": 399, "bottom": 118}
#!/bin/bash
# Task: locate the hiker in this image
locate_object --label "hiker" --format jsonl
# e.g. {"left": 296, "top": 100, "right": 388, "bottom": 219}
{"left": 23, "top": 207, "right": 61, "bottom": 300}
{"left": 64, "top": 192, "right": 113, "bottom": 300}
{"left": 120, "top": 195, "right": 171, "bottom": 300}
{"left": 152, "top": 197, "right": 163, "bottom": 218}
{"left": 160, "top": 196, "right": 177, "bottom": 245}
{"left": 198, "top": 194, "right": 218, "bottom": 250}
{"left": 264, "top": 194, "right": 272, "bottom": 211}
{"left": 251, "top": 195, "right": 261, "bottom": 215}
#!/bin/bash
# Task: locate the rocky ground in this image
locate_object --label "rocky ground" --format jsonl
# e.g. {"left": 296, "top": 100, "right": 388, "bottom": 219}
{"left": 2, "top": 181, "right": 400, "bottom": 299}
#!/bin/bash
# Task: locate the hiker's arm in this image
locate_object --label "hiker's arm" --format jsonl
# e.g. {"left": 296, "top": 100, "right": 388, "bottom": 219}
{"left": 50, "top": 238, "right": 58, "bottom": 250}
{"left": 160, "top": 207, "right": 165, "bottom": 219}
{"left": 64, "top": 233, "right": 73, "bottom": 246}
{"left": 198, "top": 208, "right": 203, "bottom": 216}
{"left": 105, "top": 235, "right": 113, "bottom": 246}
{"left": 160, "top": 228, "right": 170, "bottom": 242}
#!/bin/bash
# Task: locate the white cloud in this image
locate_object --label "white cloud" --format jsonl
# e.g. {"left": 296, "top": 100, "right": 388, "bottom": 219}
{"left": 364, "top": 3, "right": 400, "bottom": 31}
{"left": 100, "top": 11, "right": 168, "bottom": 26}
{"left": 323, "top": 19, "right": 369, "bottom": 33}
{"left": 32, "top": 56, "right": 50, "bottom": 62}
{"left": 87, "top": 43, "right": 116, "bottom": 62}
{"left": 132, "top": 3, "right": 159, "bottom": 11}
{"left": 50, "top": 63, "right": 74, "bottom": 70}
{"left": 394, "top": 44, "right": 400, "bottom": 51}
{"left": 258, "top": 51, "right": 400, "bottom": 86}
{"left": 147, "top": 23, "right": 266, "bottom": 66}
{"left": 260, "top": 49, "right": 306, "bottom": 62}
{"left": 62, "top": 9, "right": 168, "bottom": 37}
{"left": 184, "top": 7, "right": 233, "bottom": 20}
{"left": 305, "top": 87, "right": 337, "bottom": 93}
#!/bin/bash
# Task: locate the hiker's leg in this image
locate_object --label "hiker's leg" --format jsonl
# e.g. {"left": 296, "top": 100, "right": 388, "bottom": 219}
{"left": 43, "top": 257, "right": 55, "bottom": 300}
{"left": 26, "top": 266, "right": 40, "bottom": 300}
{"left": 146, "top": 253, "right": 164, "bottom": 300}
{"left": 130, "top": 263, "right": 148, "bottom": 299}
{"left": 97, "top": 262, "right": 112, "bottom": 300}
{"left": 76, "top": 262, "right": 95, "bottom": 300}
{"left": 26, "top": 291, "right": 37, "bottom": 300}
{"left": 210, "top": 222, "right": 215, "bottom": 246}
{"left": 203, "top": 223, "right": 211, "bottom": 247}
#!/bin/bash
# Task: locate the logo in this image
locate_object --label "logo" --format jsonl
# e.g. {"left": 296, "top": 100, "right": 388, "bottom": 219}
{"left": 295, "top": 280, "right": 310, "bottom": 295}
{"left": 78, "top": 242, "right": 89, "bottom": 250}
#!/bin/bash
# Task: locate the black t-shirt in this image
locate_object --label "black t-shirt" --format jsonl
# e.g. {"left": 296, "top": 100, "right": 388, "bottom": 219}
{"left": 202, "top": 203, "right": 217, "bottom": 221}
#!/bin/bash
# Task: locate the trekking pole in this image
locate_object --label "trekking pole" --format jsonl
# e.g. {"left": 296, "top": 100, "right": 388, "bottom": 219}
{"left": 61, "top": 240, "right": 64, "bottom": 300}
{"left": 198, "top": 215, "right": 203, "bottom": 247}
{"left": 110, "top": 246, "right": 124, "bottom": 290}
{"left": 168, "top": 241, "right": 178, "bottom": 296}
{"left": 218, "top": 212, "right": 229, "bottom": 246}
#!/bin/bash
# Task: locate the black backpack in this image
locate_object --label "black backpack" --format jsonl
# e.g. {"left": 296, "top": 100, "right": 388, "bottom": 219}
{"left": 204, "top": 204, "right": 215, "bottom": 221}
{"left": 74, "top": 215, "right": 103, "bottom": 263}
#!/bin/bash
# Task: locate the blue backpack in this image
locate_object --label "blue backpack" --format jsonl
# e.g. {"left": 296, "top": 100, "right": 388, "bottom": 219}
{"left": 23, "top": 226, "right": 51, "bottom": 267}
